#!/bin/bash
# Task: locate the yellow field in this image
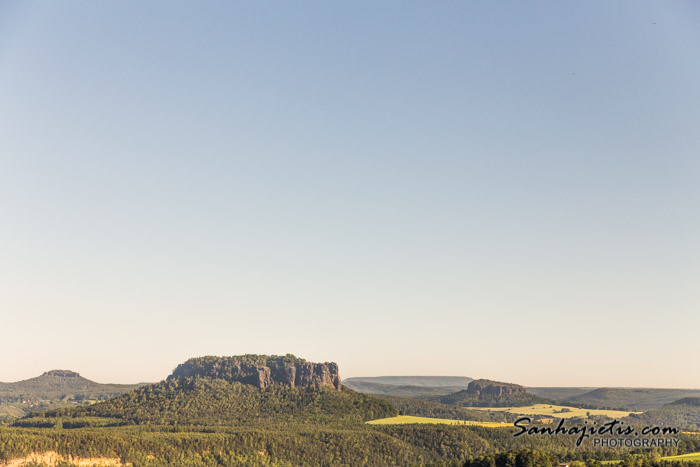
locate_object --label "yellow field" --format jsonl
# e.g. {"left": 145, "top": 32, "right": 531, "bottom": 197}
{"left": 367, "top": 415, "right": 511, "bottom": 427}
{"left": 602, "top": 452, "right": 700, "bottom": 464}
{"left": 470, "top": 404, "right": 638, "bottom": 419}
{"left": 661, "top": 453, "right": 700, "bottom": 462}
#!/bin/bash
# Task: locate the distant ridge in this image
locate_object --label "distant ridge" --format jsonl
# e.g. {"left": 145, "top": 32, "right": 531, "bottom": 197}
{"left": 0, "top": 370, "right": 142, "bottom": 419}
{"left": 628, "top": 397, "right": 700, "bottom": 428}
{"left": 0, "top": 370, "right": 141, "bottom": 399}
{"left": 563, "top": 388, "right": 700, "bottom": 411}
{"left": 345, "top": 376, "right": 473, "bottom": 387}
{"left": 342, "top": 381, "right": 466, "bottom": 399}
{"left": 526, "top": 387, "right": 596, "bottom": 402}
{"left": 343, "top": 376, "right": 472, "bottom": 399}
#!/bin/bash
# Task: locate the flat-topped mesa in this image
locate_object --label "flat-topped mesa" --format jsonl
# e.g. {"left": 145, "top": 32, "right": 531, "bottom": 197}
{"left": 466, "top": 379, "right": 526, "bottom": 396}
{"left": 41, "top": 370, "right": 81, "bottom": 378}
{"left": 168, "top": 354, "right": 341, "bottom": 390}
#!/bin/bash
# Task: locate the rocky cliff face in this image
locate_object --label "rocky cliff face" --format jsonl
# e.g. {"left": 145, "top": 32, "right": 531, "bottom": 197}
{"left": 466, "top": 379, "right": 525, "bottom": 396}
{"left": 169, "top": 355, "right": 341, "bottom": 390}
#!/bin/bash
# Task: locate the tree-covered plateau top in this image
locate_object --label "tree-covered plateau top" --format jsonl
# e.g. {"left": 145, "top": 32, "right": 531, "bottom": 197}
{"left": 169, "top": 354, "right": 341, "bottom": 390}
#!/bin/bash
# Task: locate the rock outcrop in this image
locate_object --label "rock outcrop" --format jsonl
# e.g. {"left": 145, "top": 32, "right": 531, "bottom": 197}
{"left": 466, "top": 379, "right": 526, "bottom": 396}
{"left": 438, "top": 379, "right": 550, "bottom": 407}
{"left": 169, "top": 355, "right": 342, "bottom": 390}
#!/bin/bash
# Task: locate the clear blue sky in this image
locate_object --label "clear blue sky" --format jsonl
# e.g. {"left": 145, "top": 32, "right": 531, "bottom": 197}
{"left": 1, "top": 1, "right": 698, "bottom": 387}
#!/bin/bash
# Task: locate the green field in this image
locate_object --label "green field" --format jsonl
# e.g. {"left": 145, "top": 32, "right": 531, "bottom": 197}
{"left": 0, "top": 405, "right": 25, "bottom": 417}
{"left": 471, "top": 404, "right": 638, "bottom": 419}
{"left": 367, "top": 415, "right": 511, "bottom": 427}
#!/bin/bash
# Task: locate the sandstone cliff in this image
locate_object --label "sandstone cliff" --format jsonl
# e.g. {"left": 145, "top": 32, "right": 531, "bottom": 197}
{"left": 465, "top": 379, "right": 526, "bottom": 396}
{"left": 169, "top": 354, "right": 342, "bottom": 390}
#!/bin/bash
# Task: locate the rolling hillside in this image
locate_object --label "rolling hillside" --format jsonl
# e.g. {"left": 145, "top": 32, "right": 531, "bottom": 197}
{"left": 0, "top": 370, "right": 142, "bottom": 419}
{"left": 526, "top": 387, "right": 596, "bottom": 402}
{"left": 564, "top": 388, "right": 700, "bottom": 411}
{"left": 627, "top": 397, "right": 700, "bottom": 428}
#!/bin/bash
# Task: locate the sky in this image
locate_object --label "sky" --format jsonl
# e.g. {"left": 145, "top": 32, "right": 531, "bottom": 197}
{"left": 1, "top": 1, "right": 699, "bottom": 388}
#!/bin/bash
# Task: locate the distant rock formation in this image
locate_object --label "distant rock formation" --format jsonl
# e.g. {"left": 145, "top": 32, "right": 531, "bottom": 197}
{"left": 42, "top": 370, "right": 81, "bottom": 378}
{"left": 169, "top": 355, "right": 342, "bottom": 390}
{"left": 437, "top": 379, "right": 550, "bottom": 407}
{"left": 466, "top": 379, "right": 526, "bottom": 396}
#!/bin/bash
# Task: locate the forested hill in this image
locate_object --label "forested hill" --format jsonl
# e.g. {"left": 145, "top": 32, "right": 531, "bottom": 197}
{"left": 437, "top": 379, "right": 552, "bottom": 407}
{"left": 627, "top": 397, "right": 700, "bottom": 428}
{"left": 0, "top": 370, "right": 141, "bottom": 400}
{"left": 525, "top": 387, "right": 596, "bottom": 402}
{"left": 563, "top": 388, "right": 700, "bottom": 411}
{"left": 27, "top": 355, "right": 395, "bottom": 427}
{"left": 0, "top": 370, "right": 142, "bottom": 419}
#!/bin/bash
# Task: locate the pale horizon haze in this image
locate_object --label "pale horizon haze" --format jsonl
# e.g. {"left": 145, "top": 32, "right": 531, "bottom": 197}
{"left": 1, "top": 1, "right": 699, "bottom": 388}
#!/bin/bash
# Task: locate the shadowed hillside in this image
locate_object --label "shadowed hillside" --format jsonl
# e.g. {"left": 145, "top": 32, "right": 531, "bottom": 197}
{"left": 627, "top": 397, "right": 700, "bottom": 428}
{"left": 563, "top": 388, "right": 700, "bottom": 411}
{"left": 526, "top": 387, "right": 596, "bottom": 402}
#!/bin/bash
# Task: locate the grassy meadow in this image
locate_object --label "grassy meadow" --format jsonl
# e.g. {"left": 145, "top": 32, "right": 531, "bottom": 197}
{"left": 470, "top": 404, "right": 639, "bottom": 419}
{"left": 367, "top": 415, "right": 511, "bottom": 427}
